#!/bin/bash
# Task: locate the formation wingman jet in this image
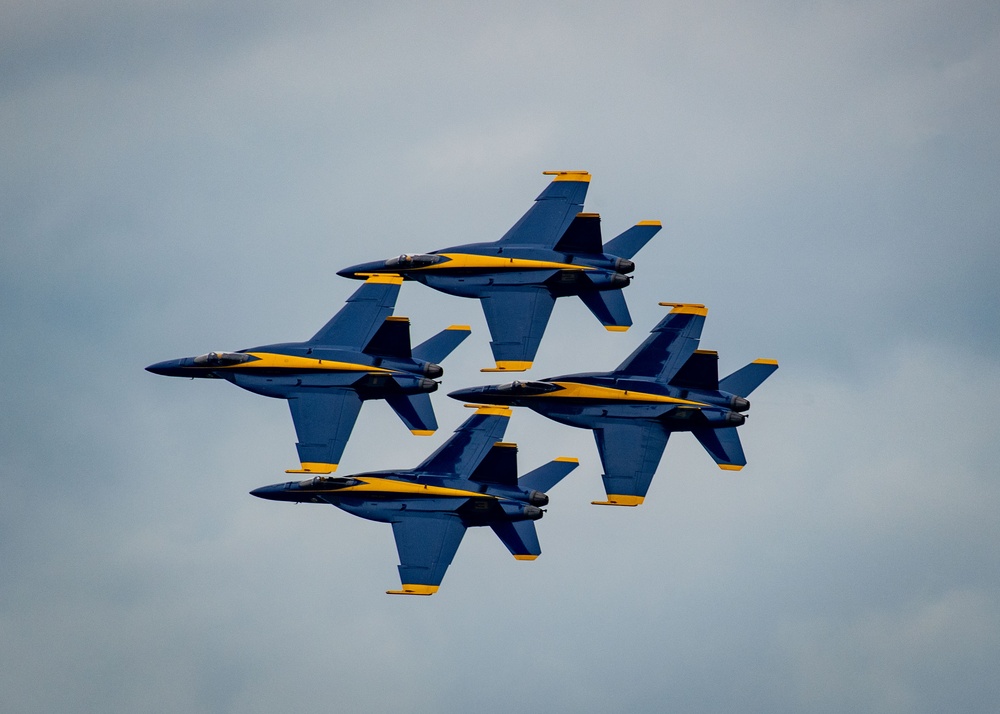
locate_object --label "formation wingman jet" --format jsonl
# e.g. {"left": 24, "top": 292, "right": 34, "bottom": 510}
{"left": 146, "top": 275, "right": 470, "bottom": 474}
{"left": 337, "top": 171, "right": 661, "bottom": 372}
{"left": 450, "top": 303, "right": 777, "bottom": 507}
{"left": 251, "top": 405, "right": 578, "bottom": 595}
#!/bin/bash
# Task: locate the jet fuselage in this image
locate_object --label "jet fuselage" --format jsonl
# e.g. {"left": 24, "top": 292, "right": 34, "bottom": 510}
{"left": 146, "top": 344, "right": 441, "bottom": 400}
{"left": 450, "top": 374, "right": 750, "bottom": 433}
{"left": 338, "top": 243, "right": 634, "bottom": 299}
{"left": 251, "top": 471, "right": 547, "bottom": 526}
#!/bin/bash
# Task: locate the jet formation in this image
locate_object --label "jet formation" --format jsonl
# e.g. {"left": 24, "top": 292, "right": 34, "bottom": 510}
{"left": 148, "top": 171, "right": 778, "bottom": 594}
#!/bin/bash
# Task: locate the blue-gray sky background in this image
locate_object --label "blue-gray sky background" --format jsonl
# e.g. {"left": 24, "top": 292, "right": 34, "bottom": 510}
{"left": 3, "top": 2, "right": 999, "bottom": 712}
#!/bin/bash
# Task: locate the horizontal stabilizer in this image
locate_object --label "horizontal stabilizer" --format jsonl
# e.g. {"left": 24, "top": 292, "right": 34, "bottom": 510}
{"left": 554, "top": 213, "right": 603, "bottom": 254}
{"left": 412, "top": 325, "right": 471, "bottom": 363}
{"left": 362, "top": 316, "right": 412, "bottom": 358}
{"left": 518, "top": 457, "right": 579, "bottom": 493}
{"left": 386, "top": 392, "right": 437, "bottom": 434}
{"left": 491, "top": 520, "right": 541, "bottom": 560}
{"left": 602, "top": 221, "right": 661, "bottom": 260}
{"left": 579, "top": 289, "right": 632, "bottom": 330}
{"left": 309, "top": 275, "right": 402, "bottom": 348}
{"left": 719, "top": 359, "right": 778, "bottom": 397}
{"left": 693, "top": 427, "right": 746, "bottom": 470}
{"left": 469, "top": 442, "right": 518, "bottom": 487}
{"left": 670, "top": 350, "right": 719, "bottom": 390}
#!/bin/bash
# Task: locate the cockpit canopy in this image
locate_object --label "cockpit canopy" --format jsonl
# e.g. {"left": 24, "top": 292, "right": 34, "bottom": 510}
{"left": 192, "top": 351, "right": 252, "bottom": 366}
{"left": 385, "top": 253, "right": 443, "bottom": 268}
{"left": 496, "top": 380, "right": 561, "bottom": 395}
{"left": 297, "top": 475, "right": 360, "bottom": 489}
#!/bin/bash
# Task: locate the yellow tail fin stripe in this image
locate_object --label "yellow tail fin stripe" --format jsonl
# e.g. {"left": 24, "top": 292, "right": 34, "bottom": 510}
{"left": 513, "top": 555, "right": 538, "bottom": 561}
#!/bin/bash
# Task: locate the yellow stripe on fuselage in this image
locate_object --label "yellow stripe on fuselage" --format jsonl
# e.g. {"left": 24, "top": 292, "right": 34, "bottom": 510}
{"left": 538, "top": 382, "right": 708, "bottom": 406}
{"left": 412, "top": 253, "right": 593, "bottom": 272}
{"left": 218, "top": 353, "right": 392, "bottom": 372}
{"left": 303, "top": 477, "right": 494, "bottom": 500}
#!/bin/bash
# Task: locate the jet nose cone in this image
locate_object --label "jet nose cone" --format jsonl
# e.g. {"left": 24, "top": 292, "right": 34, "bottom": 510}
{"left": 145, "top": 358, "right": 185, "bottom": 376}
{"left": 250, "top": 484, "right": 285, "bottom": 501}
{"left": 337, "top": 261, "right": 386, "bottom": 279}
{"left": 447, "top": 387, "right": 482, "bottom": 402}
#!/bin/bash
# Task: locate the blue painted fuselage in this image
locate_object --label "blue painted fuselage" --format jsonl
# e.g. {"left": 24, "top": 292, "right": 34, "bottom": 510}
{"left": 450, "top": 373, "right": 748, "bottom": 433}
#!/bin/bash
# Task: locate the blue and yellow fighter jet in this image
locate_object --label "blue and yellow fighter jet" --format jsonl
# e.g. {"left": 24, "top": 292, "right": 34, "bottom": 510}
{"left": 146, "top": 275, "right": 470, "bottom": 474}
{"left": 449, "top": 303, "right": 777, "bottom": 507}
{"left": 251, "top": 405, "right": 578, "bottom": 595}
{"left": 337, "top": 171, "right": 661, "bottom": 372}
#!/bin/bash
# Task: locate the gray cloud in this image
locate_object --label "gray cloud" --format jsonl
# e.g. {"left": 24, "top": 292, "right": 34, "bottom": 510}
{"left": 2, "top": 1, "right": 999, "bottom": 712}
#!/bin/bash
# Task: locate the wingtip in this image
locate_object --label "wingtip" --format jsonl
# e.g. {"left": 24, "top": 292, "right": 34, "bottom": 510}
{"left": 463, "top": 404, "right": 513, "bottom": 417}
{"left": 386, "top": 584, "right": 438, "bottom": 596}
{"left": 481, "top": 360, "right": 532, "bottom": 373}
{"left": 542, "top": 170, "right": 591, "bottom": 183}
{"left": 658, "top": 302, "right": 708, "bottom": 316}
{"left": 591, "top": 494, "right": 645, "bottom": 507}
{"left": 285, "top": 463, "right": 337, "bottom": 474}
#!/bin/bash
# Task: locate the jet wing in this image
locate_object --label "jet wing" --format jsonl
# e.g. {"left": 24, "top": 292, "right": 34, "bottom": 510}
{"left": 415, "top": 406, "right": 511, "bottom": 478}
{"left": 591, "top": 422, "right": 671, "bottom": 506}
{"left": 388, "top": 514, "right": 467, "bottom": 595}
{"left": 308, "top": 275, "right": 403, "bottom": 349}
{"left": 613, "top": 303, "right": 707, "bottom": 384}
{"left": 479, "top": 287, "right": 556, "bottom": 371}
{"left": 497, "top": 171, "right": 590, "bottom": 248}
{"left": 285, "top": 390, "right": 364, "bottom": 473}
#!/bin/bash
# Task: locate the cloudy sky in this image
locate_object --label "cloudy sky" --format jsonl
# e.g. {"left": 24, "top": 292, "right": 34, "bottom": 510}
{"left": 3, "top": 1, "right": 999, "bottom": 712}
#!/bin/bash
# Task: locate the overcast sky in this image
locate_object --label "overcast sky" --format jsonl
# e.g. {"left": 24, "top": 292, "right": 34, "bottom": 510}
{"left": 3, "top": 1, "right": 999, "bottom": 712}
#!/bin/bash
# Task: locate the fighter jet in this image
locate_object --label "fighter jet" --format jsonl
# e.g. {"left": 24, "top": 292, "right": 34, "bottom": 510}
{"left": 449, "top": 303, "right": 777, "bottom": 507}
{"left": 337, "top": 171, "right": 661, "bottom": 372}
{"left": 146, "top": 275, "right": 470, "bottom": 474}
{"left": 251, "top": 405, "right": 578, "bottom": 595}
